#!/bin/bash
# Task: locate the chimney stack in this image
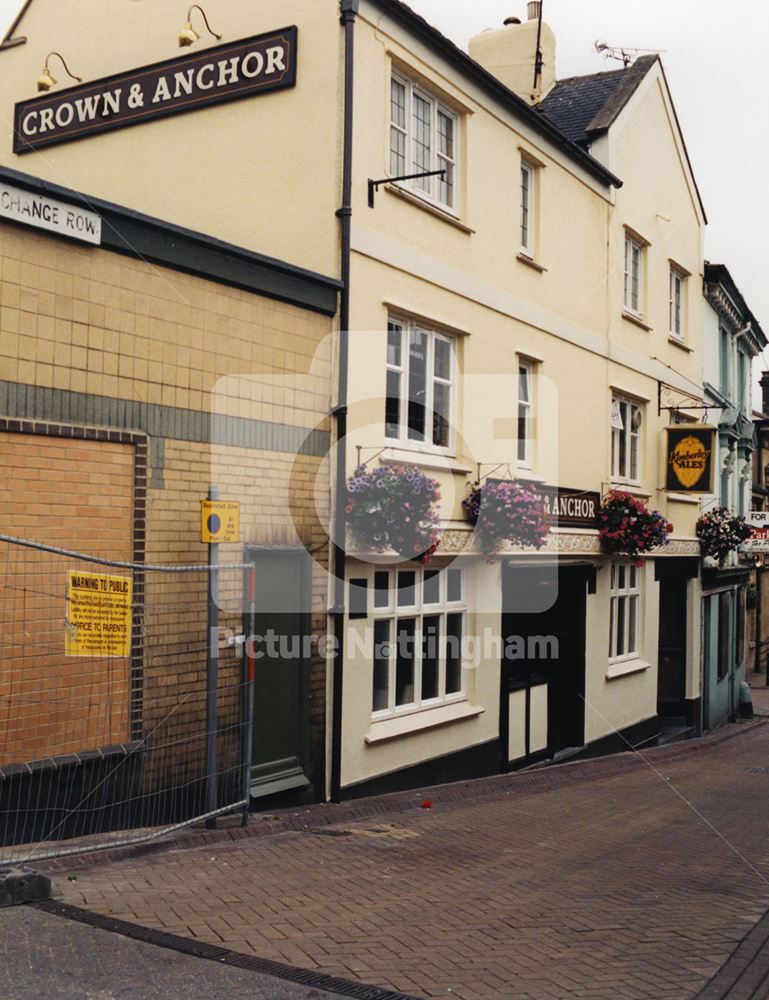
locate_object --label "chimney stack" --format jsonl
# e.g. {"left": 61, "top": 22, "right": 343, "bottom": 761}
{"left": 469, "top": 7, "right": 556, "bottom": 105}
{"left": 760, "top": 371, "right": 769, "bottom": 416}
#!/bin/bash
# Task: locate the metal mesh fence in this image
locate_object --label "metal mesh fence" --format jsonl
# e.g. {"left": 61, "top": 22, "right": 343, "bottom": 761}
{"left": 0, "top": 535, "right": 252, "bottom": 866}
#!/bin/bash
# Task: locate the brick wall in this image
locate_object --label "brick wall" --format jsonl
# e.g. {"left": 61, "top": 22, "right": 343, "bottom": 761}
{"left": 0, "top": 220, "right": 333, "bottom": 793}
{"left": 0, "top": 432, "right": 135, "bottom": 765}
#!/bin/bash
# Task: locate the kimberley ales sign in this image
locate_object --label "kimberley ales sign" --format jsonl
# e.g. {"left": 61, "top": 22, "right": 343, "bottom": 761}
{"left": 13, "top": 27, "right": 297, "bottom": 154}
{"left": 665, "top": 426, "right": 716, "bottom": 494}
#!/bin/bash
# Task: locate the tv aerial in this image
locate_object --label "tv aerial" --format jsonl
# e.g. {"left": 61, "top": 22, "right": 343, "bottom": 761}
{"left": 594, "top": 40, "right": 665, "bottom": 68}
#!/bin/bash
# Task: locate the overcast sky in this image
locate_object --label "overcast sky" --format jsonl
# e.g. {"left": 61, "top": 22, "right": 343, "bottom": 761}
{"left": 1, "top": 0, "right": 768, "bottom": 382}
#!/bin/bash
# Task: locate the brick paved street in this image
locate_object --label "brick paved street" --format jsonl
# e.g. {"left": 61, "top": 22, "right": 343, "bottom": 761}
{"left": 55, "top": 722, "right": 769, "bottom": 1000}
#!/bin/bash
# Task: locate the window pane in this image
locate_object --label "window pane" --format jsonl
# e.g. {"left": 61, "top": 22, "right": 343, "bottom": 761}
{"left": 630, "top": 429, "right": 639, "bottom": 481}
{"left": 609, "top": 596, "right": 615, "bottom": 658}
{"left": 447, "top": 569, "right": 462, "bottom": 603}
{"left": 413, "top": 93, "right": 432, "bottom": 188}
{"left": 518, "top": 402, "right": 529, "bottom": 463}
{"left": 628, "top": 595, "right": 638, "bottom": 655}
{"left": 374, "top": 571, "right": 390, "bottom": 609}
{"left": 434, "top": 338, "right": 451, "bottom": 380}
{"left": 373, "top": 619, "right": 391, "bottom": 712}
{"left": 616, "top": 596, "right": 626, "bottom": 656}
{"left": 446, "top": 613, "right": 462, "bottom": 693}
{"left": 519, "top": 365, "right": 530, "bottom": 402}
{"left": 397, "top": 570, "right": 416, "bottom": 607}
{"left": 386, "top": 369, "right": 401, "bottom": 438}
{"left": 421, "top": 615, "right": 440, "bottom": 700}
{"left": 395, "top": 618, "right": 416, "bottom": 705}
{"left": 390, "top": 78, "right": 406, "bottom": 129}
{"left": 437, "top": 110, "right": 453, "bottom": 158}
{"left": 423, "top": 569, "right": 440, "bottom": 605}
{"left": 433, "top": 380, "right": 450, "bottom": 447}
{"left": 521, "top": 165, "right": 530, "bottom": 247}
{"left": 387, "top": 323, "right": 402, "bottom": 367}
{"left": 408, "top": 329, "right": 427, "bottom": 441}
{"left": 390, "top": 127, "right": 405, "bottom": 177}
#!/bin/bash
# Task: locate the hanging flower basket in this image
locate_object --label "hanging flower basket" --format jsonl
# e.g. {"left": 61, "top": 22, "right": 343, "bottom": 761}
{"left": 462, "top": 479, "right": 549, "bottom": 563}
{"left": 696, "top": 508, "right": 752, "bottom": 563}
{"left": 598, "top": 490, "right": 673, "bottom": 560}
{"left": 346, "top": 464, "right": 442, "bottom": 563}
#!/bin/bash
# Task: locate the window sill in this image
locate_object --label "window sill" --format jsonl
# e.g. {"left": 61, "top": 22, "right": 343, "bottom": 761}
{"left": 667, "top": 492, "right": 701, "bottom": 505}
{"left": 622, "top": 311, "right": 653, "bottom": 332}
{"left": 606, "top": 657, "right": 650, "bottom": 680}
{"left": 517, "top": 253, "right": 547, "bottom": 273}
{"left": 382, "top": 446, "right": 474, "bottom": 474}
{"left": 384, "top": 183, "right": 475, "bottom": 234}
{"left": 610, "top": 482, "right": 651, "bottom": 499}
{"left": 668, "top": 335, "right": 693, "bottom": 352}
{"left": 365, "top": 700, "right": 484, "bottom": 744}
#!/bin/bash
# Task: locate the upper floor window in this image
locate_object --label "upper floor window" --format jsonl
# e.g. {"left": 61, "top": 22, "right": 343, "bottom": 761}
{"left": 390, "top": 73, "right": 457, "bottom": 211}
{"left": 738, "top": 350, "right": 748, "bottom": 412}
{"left": 611, "top": 393, "right": 642, "bottom": 483}
{"left": 520, "top": 160, "right": 535, "bottom": 257}
{"left": 669, "top": 266, "right": 686, "bottom": 339}
{"left": 518, "top": 361, "right": 533, "bottom": 469}
{"left": 719, "top": 326, "right": 731, "bottom": 397}
{"left": 371, "top": 566, "right": 465, "bottom": 717}
{"left": 386, "top": 317, "right": 454, "bottom": 450}
{"left": 624, "top": 233, "right": 645, "bottom": 318}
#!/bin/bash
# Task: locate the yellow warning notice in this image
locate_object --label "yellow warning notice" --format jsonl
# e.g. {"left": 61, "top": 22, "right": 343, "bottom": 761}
{"left": 65, "top": 571, "right": 132, "bottom": 658}
{"left": 201, "top": 500, "right": 240, "bottom": 543}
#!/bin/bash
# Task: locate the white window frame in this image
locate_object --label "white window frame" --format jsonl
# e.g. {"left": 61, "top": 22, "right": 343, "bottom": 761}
{"left": 609, "top": 562, "right": 641, "bottom": 663}
{"left": 517, "top": 360, "right": 534, "bottom": 470}
{"left": 611, "top": 393, "right": 643, "bottom": 484}
{"left": 669, "top": 266, "right": 686, "bottom": 339}
{"left": 520, "top": 159, "right": 536, "bottom": 257}
{"left": 386, "top": 316, "right": 455, "bottom": 453}
{"left": 371, "top": 566, "right": 466, "bottom": 719}
{"left": 390, "top": 71, "right": 458, "bottom": 212}
{"left": 624, "top": 233, "right": 645, "bottom": 318}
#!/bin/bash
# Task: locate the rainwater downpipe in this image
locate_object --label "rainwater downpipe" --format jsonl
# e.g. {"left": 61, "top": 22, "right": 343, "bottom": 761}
{"left": 330, "top": 0, "right": 357, "bottom": 803}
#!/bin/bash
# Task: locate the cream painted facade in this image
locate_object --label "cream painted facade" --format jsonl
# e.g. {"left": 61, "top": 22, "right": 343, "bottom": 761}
{"left": 0, "top": 0, "right": 710, "bottom": 801}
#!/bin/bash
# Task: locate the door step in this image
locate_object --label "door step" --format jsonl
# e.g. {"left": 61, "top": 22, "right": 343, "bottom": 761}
{"left": 655, "top": 724, "right": 695, "bottom": 747}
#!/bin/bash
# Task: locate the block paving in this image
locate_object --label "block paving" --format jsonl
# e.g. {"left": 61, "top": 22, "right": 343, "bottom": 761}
{"left": 55, "top": 722, "right": 769, "bottom": 999}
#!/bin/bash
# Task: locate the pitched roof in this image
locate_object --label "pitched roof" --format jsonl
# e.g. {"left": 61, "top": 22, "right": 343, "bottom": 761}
{"left": 538, "top": 56, "right": 658, "bottom": 148}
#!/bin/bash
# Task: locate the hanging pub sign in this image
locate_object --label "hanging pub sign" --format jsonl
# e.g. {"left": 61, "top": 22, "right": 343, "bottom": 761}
{"left": 13, "top": 26, "right": 297, "bottom": 154}
{"left": 665, "top": 426, "right": 716, "bottom": 493}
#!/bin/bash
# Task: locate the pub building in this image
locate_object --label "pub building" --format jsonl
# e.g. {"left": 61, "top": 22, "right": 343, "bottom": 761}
{"left": 0, "top": 0, "right": 714, "bottom": 803}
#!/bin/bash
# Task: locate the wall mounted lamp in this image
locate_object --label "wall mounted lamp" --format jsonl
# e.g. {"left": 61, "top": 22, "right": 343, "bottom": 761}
{"left": 179, "top": 5, "right": 222, "bottom": 47}
{"left": 37, "top": 52, "right": 82, "bottom": 92}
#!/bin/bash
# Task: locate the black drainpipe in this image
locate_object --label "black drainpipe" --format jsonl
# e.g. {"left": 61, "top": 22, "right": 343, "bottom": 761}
{"left": 330, "top": 0, "right": 357, "bottom": 803}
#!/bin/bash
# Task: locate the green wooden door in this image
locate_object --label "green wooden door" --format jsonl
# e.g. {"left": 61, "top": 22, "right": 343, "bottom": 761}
{"left": 246, "top": 548, "right": 311, "bottom": 798}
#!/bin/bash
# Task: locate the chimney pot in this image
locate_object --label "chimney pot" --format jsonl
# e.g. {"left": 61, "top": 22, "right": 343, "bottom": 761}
{"left": 760, "top": 371, "right": 769, "bottom": 415}
{"left": 527, "top": 1, "right": 541, "bottom": 20}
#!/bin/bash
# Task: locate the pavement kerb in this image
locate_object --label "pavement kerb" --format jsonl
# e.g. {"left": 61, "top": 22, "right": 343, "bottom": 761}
{"left": 33, "top": 718, "right": 766, "bottom": 876}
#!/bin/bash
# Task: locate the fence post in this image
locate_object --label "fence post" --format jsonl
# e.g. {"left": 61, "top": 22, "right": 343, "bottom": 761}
{"left": 241, "top": 561, "right": 256, "bottom": 826}
{"left": 205, "top": 484, "right": 219, "bottom": 829}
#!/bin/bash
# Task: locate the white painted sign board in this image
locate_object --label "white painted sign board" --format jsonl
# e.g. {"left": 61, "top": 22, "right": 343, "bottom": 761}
{"left": 0, "top": 182, "right": 101, "bottom": 245}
